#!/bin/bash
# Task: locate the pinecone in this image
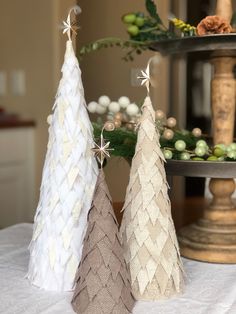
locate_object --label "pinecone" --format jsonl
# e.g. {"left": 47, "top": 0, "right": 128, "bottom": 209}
{"left": 196, "top": 15, "right": 232, "bottom": 36}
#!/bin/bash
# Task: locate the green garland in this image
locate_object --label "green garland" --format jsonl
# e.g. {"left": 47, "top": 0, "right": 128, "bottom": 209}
{"left": 93, "top": 123, "right": 199, "bottom": 159}
{"left": 93, "top": 121, "right": 236, "bottom": 161}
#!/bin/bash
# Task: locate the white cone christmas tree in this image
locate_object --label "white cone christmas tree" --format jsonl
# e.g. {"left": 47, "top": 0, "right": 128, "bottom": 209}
{"left": 27, "top": 7, "right": 98, "bottom": 291}
{"left": 120, "top": 66, "right": 184, "bottom": 300}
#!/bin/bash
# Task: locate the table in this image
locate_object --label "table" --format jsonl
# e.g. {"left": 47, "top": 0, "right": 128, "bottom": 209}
{"left": 0, "top": 224, "right": 236, "bottom": 314}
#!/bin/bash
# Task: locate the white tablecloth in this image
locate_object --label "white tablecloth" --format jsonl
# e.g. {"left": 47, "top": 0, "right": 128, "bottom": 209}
{"left": 0, "top": 224, "right": 236, "bottom": 314}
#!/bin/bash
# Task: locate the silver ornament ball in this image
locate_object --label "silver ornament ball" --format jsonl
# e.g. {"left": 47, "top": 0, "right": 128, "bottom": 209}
{"left": 155, "top": 110, "right": 165, "bottom": 120}
{"left": 163, "top": 128, "right": 174, "bottom": 140}
{"left": 166, "top": 117, "right": 177, "bottom": 128}
{"left": 192, "top": 127, "right": 202, "bottom": 137}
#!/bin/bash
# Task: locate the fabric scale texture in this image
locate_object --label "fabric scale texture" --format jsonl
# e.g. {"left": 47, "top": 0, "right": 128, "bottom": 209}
{"left": 120, "top": 95, "right": 184, "bottom": 300}
{"left": 71, "top": 170, "right": 135, "bottom": 314}
{"left": 27, "top": 40, "right": 98, "bottom": 291}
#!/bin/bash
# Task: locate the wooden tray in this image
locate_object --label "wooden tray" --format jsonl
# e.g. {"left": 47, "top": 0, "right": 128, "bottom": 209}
{"left": 165, "top": 160, "right": 236, "bottom": 178}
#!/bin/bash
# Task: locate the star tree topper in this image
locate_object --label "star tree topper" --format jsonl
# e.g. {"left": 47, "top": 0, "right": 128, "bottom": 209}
{"left": 92, "top": 122, "right": 115, "bottom": 166}
{"left": 62, "top": 5, "right": 81, "bottom": 40}
{"left": 138, "top": 63, "right": 151, "bottom": 93}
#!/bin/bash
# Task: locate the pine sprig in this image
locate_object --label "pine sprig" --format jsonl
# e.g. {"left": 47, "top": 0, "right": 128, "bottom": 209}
{"left": 79, "top": 37, "right": 150, "bottom": 61}
{"left": 78, "top": 1, "right": 176, "bottom": 61}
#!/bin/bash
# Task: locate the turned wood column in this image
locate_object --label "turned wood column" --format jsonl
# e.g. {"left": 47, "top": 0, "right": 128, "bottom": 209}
{"left": 216, "top": 0, "right": 233, "bottom": 22}
{"left": 208, "top": 0, "right": 236, "bottom": 223}
{"left": 211, "top": 57, "right": 235, "bottom": 144}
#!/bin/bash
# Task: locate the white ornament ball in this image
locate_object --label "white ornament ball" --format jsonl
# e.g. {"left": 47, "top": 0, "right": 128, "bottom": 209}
{"left": 96, "top": 104, "right": 107, "bottom": 114}
{"left": 118, "top": 96, "right": 130, "bottom": 109}
{"left": 98, "top": 95, "right": 111, "bottom": 107}
{"left": 108, "top": 101, "right": 120, "bottom": 113}
{"left": 126, "top": 103, "right": 139, "bottom": 116}
{"left": 47, "top": 114, "right": 53, "bottom": 125}
{"left": 88, "top": 101, "right": 98, "bottom": 113}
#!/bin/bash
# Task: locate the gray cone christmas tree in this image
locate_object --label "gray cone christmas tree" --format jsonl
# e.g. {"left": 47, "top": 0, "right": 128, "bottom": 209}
{"left": 120, "top": 65, "right": 184, "bottom": 300}
{"left": 71, "top": 132, "right": 135, "bottom": 313}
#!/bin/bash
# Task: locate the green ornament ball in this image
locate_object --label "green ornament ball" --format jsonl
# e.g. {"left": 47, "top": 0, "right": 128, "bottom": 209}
{"left": 175, "top": 140, "right": 186, "bottom": 151}
{"left": 192, "top": 157, "right": 204, "bottom": 161}
{"left": 227, "top": 151, "right": 236, "bottom": 159}
{"left": 229, "top": 143, "right": 236, "bottom": 151}
{"left": 135, "top": 17, "right": 145, "bottom": 27}
{"left": 213, "top": 147, "right": 225, "bottom": 157}
{"left": 127, "top": 25, "right": 139, "bottom": 36}
{"left": 207, "top": 155, "right": 218, "bottom": 161}
{"left": 163, "top": 149, "right": 173, "bottom": 160}
{"left": 123, "top": 14, "right": 136, "bottom": 24}
{"left": 226, "top": 146, "right": 232, "bottom": 153}
{"left": 180, "top": 152, "right": 190, "bottom": 160}
{"left": 196, "top": 139, "right": 207, "bottom": 148}
{"left": 215, "top": 143, "right": 226, "bottom": 152}
{"left": 195, "top": 146, "right": 206, "bottom": 157}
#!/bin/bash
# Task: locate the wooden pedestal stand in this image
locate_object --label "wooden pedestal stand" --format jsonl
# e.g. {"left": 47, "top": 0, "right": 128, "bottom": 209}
{"left": 151, "top": 0, "right": 236, "bottom": 263}
{"left": 179, "top": 54, "right": 236, "bottom": 263}
{"left": 178, "top": 1, "right": 236, "bottom": 263}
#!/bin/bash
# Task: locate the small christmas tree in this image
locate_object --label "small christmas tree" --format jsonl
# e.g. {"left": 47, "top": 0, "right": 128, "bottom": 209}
{"left": 72, "top": 168, "right": 135, "bottom": 314}
{"left": 27, "top": 7, "right": 98, "bottom": 291}
{"left": 120, "top": 66, "right": 184, "bottom": 300}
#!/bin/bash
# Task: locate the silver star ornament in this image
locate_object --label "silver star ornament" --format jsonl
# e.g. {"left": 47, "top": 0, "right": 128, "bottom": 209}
{"left": 138, "top": 63, "right": 151, "bottom": 93}
{"left": 92, "top": 137, "right": 113, "bottom": 166}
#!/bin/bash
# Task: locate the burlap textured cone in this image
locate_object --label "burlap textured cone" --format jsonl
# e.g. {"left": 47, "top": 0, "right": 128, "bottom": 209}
{"left": 120, "top": 96, "right": 184, "bottom": 300}
{"left": 71, "top": 170, "right": 135, "bottom": 314}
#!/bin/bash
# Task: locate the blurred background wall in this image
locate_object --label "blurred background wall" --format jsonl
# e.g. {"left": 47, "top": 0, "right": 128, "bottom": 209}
{"left": 2, "top": 0, "right": 234, "bottom": 226}
{"left": 0, "top": 0, "right": 169, "bottom": 221}
{"left": 0, "top": 0, "right": 75, "bottom": 213}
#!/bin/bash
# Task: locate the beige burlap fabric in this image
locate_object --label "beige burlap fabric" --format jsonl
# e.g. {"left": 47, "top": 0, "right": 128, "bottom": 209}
{"left": 71, "top": 170, "right": 135, "bottom": 314}
{"left": 120, "top": 96, "right": 184, "bottom": 301}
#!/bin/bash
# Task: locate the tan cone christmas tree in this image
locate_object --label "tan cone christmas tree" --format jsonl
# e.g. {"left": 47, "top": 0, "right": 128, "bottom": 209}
{"left": 72, "top": 162, "right": 135, "bottom": 313}
{"left": 120, "top": 75, "right": 184, "bottom": 300}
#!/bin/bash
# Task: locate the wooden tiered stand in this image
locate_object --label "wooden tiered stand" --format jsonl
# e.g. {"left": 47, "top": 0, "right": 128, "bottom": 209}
{"left": 152, "top": 0, "right": 236, "bottom": 263}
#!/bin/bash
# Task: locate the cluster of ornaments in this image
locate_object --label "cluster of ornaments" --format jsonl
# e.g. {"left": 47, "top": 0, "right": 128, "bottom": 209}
{"left": 88, "top": 96, "right": 140, "bottom": 131}
{"left": 122, "top": 12, "right": 146, "bottom": 37}
{"left": 163, "top": 139, "right": 236, "bottom": 161}
{"left": 88, "top": 95, "right": 236, "bottom": 162}
{"left": 155, "top": 109, "right": 202, "bottom": 140}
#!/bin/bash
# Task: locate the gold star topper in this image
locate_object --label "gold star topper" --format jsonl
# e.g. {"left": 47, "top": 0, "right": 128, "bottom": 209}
{"left": 62, "top": 5, "right": 81, "bottom": 40}
{"left": 92, "top": 122, "right": 115, "bottom": 166}
{"left": 138, "top": 63, "right": 151, "bottom": 94}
